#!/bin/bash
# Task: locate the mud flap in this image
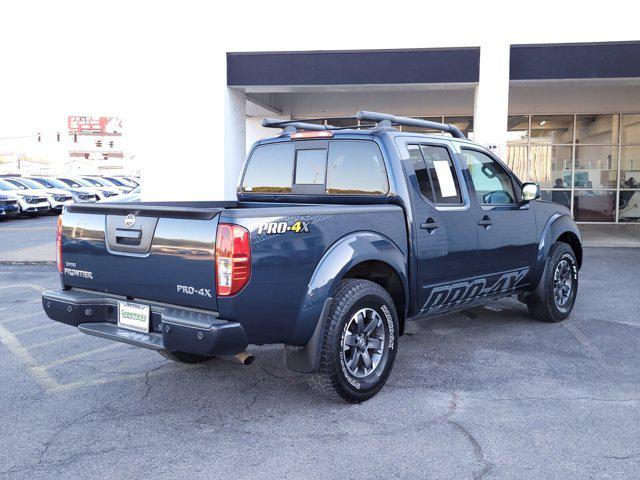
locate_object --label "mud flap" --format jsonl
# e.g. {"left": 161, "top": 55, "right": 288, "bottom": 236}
{"left": 283, "top": 297, "right": 333, "bottom": 374}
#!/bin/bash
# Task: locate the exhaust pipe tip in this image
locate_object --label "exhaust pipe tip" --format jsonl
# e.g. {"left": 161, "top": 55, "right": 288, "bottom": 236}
{"left": 234, "top": 351, "right": 255, "bottom": 366}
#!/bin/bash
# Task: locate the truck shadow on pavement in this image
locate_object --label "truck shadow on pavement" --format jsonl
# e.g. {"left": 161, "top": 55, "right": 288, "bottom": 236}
{"left": 3, "top": 265, "right": 640, "bottom": 479}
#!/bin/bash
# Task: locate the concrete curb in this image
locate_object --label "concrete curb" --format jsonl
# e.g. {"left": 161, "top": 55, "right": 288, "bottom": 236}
{"left": 0, "top": 261, "right": 56, "bottom": 266}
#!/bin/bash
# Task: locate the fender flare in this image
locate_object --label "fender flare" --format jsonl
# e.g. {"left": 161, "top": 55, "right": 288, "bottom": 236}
{"left": 284, "top": 231, "right": 408, "bottom": 373}
{"left": 529, "top": 212, "right": 582, "bottom": 295}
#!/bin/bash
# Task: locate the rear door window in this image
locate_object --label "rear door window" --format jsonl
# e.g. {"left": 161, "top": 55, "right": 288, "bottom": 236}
{"left": 408, "top": 144, "right": 463, "bottom": 204}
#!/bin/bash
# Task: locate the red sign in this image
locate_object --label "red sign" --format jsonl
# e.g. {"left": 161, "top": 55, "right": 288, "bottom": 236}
{"left": 68, "top": 116, "right": 122, "bottom": 135}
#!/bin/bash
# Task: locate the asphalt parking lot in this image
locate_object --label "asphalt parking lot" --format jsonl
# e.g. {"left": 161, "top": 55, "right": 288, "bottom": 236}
{"left": 0, "top": 248, "right": 639, "bottom": 479}
{"left": 0, "top": 215, "right": 56, "bottom": 262}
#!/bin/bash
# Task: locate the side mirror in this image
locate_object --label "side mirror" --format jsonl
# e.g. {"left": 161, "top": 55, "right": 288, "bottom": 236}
{"left": 521, "top": 182, "right": 540, "bottom": 203}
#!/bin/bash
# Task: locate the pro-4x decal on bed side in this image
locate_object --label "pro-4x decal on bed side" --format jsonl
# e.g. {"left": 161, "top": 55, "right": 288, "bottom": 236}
{"left": 252, "top": 214, "right": 333, "bottom": 244}
{"left": 422, "top": 267, "right": 529, "bottom": 312}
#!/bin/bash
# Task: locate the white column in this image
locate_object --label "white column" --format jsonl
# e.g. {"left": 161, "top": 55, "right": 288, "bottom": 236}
{"left": 473, "top": 42, "right": 510, "bottom": 160}
{"left": 223, "top": 87, "right": 246, "bottom": 200}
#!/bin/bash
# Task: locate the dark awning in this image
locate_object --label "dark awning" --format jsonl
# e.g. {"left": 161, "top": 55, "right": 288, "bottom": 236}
{"left": 227, "top": 48, "right": 480, "bottom": 87}
{"left": 510, "top": 41, "right": 640, "bottom": 81}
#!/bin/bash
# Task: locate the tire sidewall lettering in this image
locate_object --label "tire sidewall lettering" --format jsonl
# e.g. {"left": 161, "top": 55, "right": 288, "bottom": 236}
{"left": 380, "top": 304, "right": 395, "bottom": 351}
{"left": 553, "top": 251, "right": 578, "bottom": 315}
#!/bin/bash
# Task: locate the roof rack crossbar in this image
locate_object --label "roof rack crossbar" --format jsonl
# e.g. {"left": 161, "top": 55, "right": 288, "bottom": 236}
{"left": 261, "top": 118, "right": 335, "bottom": 133}
{"left": 356, "top": 110, "right": 465, "bottom": 139}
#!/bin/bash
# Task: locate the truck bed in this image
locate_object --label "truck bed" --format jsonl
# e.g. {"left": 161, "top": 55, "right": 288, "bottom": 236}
{"left": 59, "top": 201, "right": 408, "bottom": 344}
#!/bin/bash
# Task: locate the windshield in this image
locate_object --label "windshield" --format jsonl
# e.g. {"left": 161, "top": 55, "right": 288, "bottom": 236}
{"left": 31, "top": 177, "right": 68, "bottom": 189}
{"left": 0, "top": 179, "right": 17, "bottom": 191}
{"left": 58, "top": 178, "right": 84, "bottom": 188}
{"left": 113, "top": 177, "right": 136, "bottom": 187}
{"left": 4, "top": 179, "right": 29, "bottom": 190}
{"left": 9, "top": 178, "right": 43, "bottom": 189}
{"left": 70, "top": 177, "right": 93, "bottom": 187}
{"left": 103, "top": 177, "right": 127, "bottom": 187}
{"left": 82, "top": 177, "right": 107, "bottom": 187}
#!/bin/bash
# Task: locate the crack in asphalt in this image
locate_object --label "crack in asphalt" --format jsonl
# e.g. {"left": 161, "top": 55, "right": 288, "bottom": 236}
{"left": 604, "top": 452, "right": 640, "bottom": 460}
{"left": 261, "top": 365, "right": 289, "bottom": 380}
{"left": 444, "top": 392, "right": 493, "bottom": 480}
{"left": 141, "top": 364, "right": 168, "bottom": 400}
{"left": 562, "top": 321, "right": 625, "bottom": 389}
{"left": 0, "top": 394, "right": 122, "bottom": 477}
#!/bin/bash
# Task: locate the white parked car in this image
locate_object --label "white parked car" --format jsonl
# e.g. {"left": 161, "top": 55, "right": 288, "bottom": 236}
{"left": 0, "top": 178, "right": 50, "bottom": 215}
{"left": 28, "top": 177, "right": 98, "bottom": 203}
{"left": 81, "top": 176, "right": 131, "bottom": 194}
{"left": 99, "top": 186, "right": 140, "bottom": 202}
{"left": 56, "top": 176, "right": 121, "bottom": 201}
{"left": 4, "top": 177, "right": 74, "bottom": 213}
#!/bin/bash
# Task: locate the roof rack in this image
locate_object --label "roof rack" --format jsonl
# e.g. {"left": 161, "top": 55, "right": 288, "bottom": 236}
{"left": 356, "top": 110, "right": 465, "bottom": 138}
{"left": 261, "top": 118, "right": 335, "bottom": 133}
{"left": 261, "top": 111, "right": 466, "bottom": 139}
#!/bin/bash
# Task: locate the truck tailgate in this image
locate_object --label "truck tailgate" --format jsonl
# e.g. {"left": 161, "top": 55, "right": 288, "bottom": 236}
{"left": 60, "top": 202, "right": 226, "bottom": 311}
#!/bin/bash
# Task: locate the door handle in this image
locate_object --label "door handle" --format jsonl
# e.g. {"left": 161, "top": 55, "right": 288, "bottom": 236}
{"left": 420, "top": 217, "right": 439, "bottom": 233}
{"left": 478, "top": 215, "right": 493, "bottom": 228}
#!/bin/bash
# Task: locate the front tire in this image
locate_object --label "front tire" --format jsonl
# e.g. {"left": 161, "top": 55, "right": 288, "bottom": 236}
{"left": 310, "top": 279, "right": 399, "bottom": 403}
{"left": 527, "top": 241, "right": 579, "bottom": 322}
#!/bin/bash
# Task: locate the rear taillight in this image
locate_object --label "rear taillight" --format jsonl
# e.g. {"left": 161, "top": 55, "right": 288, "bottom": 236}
{"left": 215, "top": 223, "right": 251, "bottom": 296}
{"left": 56, "top": 215, "right": 63, "bottom": 274}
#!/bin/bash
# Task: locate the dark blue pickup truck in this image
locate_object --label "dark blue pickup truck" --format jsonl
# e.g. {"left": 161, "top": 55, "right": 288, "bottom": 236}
{"left": 42, "top": 111, "right": 582, "bottom": 403}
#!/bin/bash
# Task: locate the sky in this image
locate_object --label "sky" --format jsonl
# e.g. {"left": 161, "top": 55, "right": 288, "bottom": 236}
{"left": 1, "top": 0, "right": 638, "bottom": 198}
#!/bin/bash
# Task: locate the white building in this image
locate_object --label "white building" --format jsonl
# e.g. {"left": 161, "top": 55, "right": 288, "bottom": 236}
{"left": 2, "top": 2, "right": 640, "bottom": 223}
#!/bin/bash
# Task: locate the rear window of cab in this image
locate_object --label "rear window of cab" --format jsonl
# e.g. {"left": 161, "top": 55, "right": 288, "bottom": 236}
{"left": 241, "top": 140, "right": 389, "bottom": 195}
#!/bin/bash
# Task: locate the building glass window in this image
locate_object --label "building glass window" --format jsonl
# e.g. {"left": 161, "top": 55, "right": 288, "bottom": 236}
{"left": 621, "top": 114, "right": 640, "bottom": 144}
{"left": 325, "top": 118, "right": 361, "bottom": 128}
{"left": 573, "top": 191, "right": 616, "bottom": 222}
{"left": 444, "top": 116, "right": 474, "bottom": 140}
{"left": 531, "top": 115, "right": 574, "bottom": 144}
{"left": 507, "top": 115, "right": 529, "bottom": 144}
{"left": 505, "top": 115, "right": 530, "bottom": 181}
{"left": 530, "top": 145, "right": 573, "bottom": 189}
{"left": 506, "top": 112, "right": 640, "bottom": 223}
{"left": 540, "top": 190, "right": 571, "bottom": 210}
{"left": 293, "top": 112, "right": 640, "bottom": 223}
{"left": 620, "top": 146, "right": 640, "bottom": 188}
{"left": 619, "top": 190, "right": 640, "bottom": 222}
{"left": 400, "top": 117, "right": 444, "bottom": 134}
{"left": 574, "top": 145, "right": 618, "bottom": 189}
{"left": 576, "top": 114, "right": 619, "bottom": 144}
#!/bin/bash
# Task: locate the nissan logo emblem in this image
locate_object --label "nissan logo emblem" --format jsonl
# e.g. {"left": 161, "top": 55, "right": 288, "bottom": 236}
{"left": 124, "top": 214, "right": 136, "bottom": 228}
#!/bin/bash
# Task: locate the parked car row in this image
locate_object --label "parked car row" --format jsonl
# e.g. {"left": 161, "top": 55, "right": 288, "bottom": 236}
{"left": 0, "top": 175, "right": 140, "bottom": 218}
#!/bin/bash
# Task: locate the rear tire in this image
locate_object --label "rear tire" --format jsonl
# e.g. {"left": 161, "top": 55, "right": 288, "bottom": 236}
{"left": 309, "top": 279, "right": 399, "bottom": 403}
{"left": 158, "top": 350, "right": 212, "bottom": 364}
{"left": 527, "top": 241, "right": 578, "bottom": 322}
